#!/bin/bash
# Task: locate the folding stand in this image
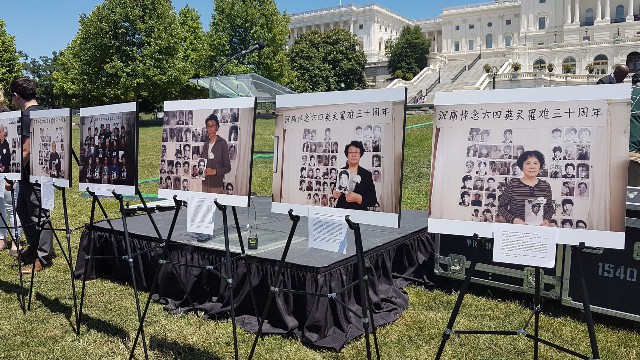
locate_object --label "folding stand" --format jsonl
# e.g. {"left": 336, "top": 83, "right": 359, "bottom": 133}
{"left": 248, "top": 213, "right": 380, "bottom": 360}
{"left": 0, "top": 180, "right": 26, "bottom": 313}
{"left": 77, "top": 188, "right": 165, "bottom": 360}
{"left": 435, "top": 235, "right": 599, "bottom": 360}
{"left": 127, "top": 199, "right": 259, "bottom": 360}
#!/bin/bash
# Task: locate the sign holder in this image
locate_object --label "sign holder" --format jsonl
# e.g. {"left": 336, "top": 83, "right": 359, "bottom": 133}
{"left": 435, "top": 234, "right": 599, "bottom": 360}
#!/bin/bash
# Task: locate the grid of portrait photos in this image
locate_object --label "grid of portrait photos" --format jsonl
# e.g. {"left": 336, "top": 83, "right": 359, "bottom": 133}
{"left": 160, "top": 108, "right": 238, "bottom": 194}
{"left": 0, "top": 111, "right": 22, "bottom": 181}
{"left": 78, "top": 103, "right": 137, "bottom": 195}
{"left": 29, "top": 109, "right": 72, "bottom": 186}
{"left": 298, "top": 125, "right": 383, "bottom": 209}
{"left": 461, "top": 126, "right": 592, "bottom": 229}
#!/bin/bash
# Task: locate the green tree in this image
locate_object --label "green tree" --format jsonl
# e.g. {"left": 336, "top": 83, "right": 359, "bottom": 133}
{"left": 0, "top": 19, "right": 23, "bottom": 102}
{"left": 288, "top": 29, "right": 367, "bottom": 93}
{"left": 177, "top": 5, "right": 208, "bottom": 78}
{"left": 53, "top": 0, "right": 193, "bottom": 111}
{"left": 207, "top": 0, "right": 293, "bottom": 85}
{"left": 386, "top": 25, "right": 430, "bottom": 79}
{"left": 23, "top": 52, "right": 63, "bottom": 108}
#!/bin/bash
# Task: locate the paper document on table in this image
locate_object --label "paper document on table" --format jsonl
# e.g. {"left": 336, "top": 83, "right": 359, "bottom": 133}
{"left": 187, "top": 194, "right": 217, "bottom": 234}
{"left": 41, "top": 177, "right": 55, "bottom": 210}
{"left": 308, "top": 207, "right": 349, "bottom": 254}
{"left": 493, "top": 223, "right": 557, "bottom": 268}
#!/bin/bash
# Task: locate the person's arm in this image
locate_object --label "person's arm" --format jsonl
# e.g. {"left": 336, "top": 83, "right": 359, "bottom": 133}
{"left": 497, "top": 180, "right": 517, "bottom": 224}
{"left": 22, "top": 138, "right": 30, "bottom": 164}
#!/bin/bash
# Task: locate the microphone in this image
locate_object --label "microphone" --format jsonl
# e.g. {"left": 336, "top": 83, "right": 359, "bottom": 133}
{"left": 216, "top": 41, "right": 266, "bottom": 76}
{"left": 240, "top": 41, "right": 266, "bottom": 56}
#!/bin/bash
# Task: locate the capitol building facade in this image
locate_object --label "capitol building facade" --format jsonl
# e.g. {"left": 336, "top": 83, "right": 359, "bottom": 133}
{"left": 289, "top": 0, "right": 640, "bottom": 76}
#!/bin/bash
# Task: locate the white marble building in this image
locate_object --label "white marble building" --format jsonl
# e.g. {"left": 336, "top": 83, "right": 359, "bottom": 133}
{"left": 289, "top": 0, "right": 640, "bottom": 75}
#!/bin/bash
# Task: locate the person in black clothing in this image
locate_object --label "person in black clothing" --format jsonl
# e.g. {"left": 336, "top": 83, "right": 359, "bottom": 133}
{"left": 0, "top": 126, "right": 11, "bottom": 172}
{"left": 48, "top": 142, "right": 61, "bottom": 178}
{"left": 596, "top": 64, "right": 629, "bottom": 84}
{"left": 9, "top": 77, "right": 52, "bottom": 273}
{"left": 332, "top": 140, "right": 377, "bottom": 211}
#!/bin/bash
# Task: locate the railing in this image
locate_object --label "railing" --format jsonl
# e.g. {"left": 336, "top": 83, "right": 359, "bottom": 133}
{"left": 468, "top": 53, "right": 482, "bottom": 70}
{"left": 451, "top": 66, "right": 466, "bottom": 83}
{"left": 426, "top": 76, "right": 441, "bottom": 95}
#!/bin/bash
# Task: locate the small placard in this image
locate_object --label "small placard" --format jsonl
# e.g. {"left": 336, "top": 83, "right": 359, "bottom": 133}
{"left": 308, "top": 207, "right": 349, "bottom": 254}
{"left": 492, "top": 223, "right": 558, "bottom": 268}
{"left": 187, "top": 194, "right": 217, "bottom": 234}
{"left": 41, "top": 177, "right": 55, "bottom": 210}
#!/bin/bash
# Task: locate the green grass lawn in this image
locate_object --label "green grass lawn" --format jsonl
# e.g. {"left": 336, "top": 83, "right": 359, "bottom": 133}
{"left": 0, "top": 114, "right": 639, "bottom": 359}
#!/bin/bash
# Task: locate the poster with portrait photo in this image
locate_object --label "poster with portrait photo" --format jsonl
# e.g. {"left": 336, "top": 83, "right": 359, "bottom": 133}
{"left": 29, "top": 108, "right": 72, "bottom": 187}
{"left": 158, "top": 97, "right": 256, "bottom": 207}
{"left": 272, "top": 88, "right": 406, "bottom": 228}
{"left": 78, "top": 102, "right": 137, "bottom": 196}
{"left": 429, "top": 85, "right": 631, "bottom": 249}
{"left": 0, "top": 111, "right": 22, "bottom": 181}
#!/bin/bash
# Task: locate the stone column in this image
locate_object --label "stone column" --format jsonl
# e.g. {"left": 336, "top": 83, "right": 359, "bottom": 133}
{"left": 350, "top": 20, "right": 354, "bottom": 33}
{"left": 628, "top": 0, "right": 635, "bottom": 20}
{"left": 574, "top": 0, "right": 581, "bottom": 24}
{"left": 605, "top": 0, "right": 611, "bottom": 20}
{"left": 566, "top": 0, "right": 572, "bottom": 24}
{"left": 597, "top": 0, "right": 602, "bottom": 20}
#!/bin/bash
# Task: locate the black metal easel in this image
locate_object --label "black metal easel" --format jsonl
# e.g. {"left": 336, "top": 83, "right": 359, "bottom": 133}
{"left": 435, "top": 234, "right": 599, "bottom": 360}
{"left": 0, "top": 179, "right": 26, "bottom": 312}
{"left": 77, "top": 187, "right": 165, "bottom": 360}
{"left": 127, "top": 198, "right": 259, "bottom": 360}
{"left": 248, "top": 212, "right": 380, "bottom": 360}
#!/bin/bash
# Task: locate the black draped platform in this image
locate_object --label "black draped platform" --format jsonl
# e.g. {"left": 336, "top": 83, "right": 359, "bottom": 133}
{"left": 74, "top": 197, "right": 434, "bottom": 351}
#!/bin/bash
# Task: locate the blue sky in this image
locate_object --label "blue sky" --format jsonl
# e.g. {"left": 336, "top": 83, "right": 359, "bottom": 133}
{"left": 2, "top": 0, "right": 482, "bottom": 59}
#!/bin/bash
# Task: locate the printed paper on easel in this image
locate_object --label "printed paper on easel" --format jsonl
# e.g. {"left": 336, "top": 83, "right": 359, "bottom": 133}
{"left": 187, "top": 194, "right": 216, "bottom": 234}
{"left": 41, "top": 177, "right": 55, "bottom": 210}
{"left": 308, "top": 207, "right": 348, "bottom": 254}
{"left": 493, "top": 223, "right": 557, "bottom": 268}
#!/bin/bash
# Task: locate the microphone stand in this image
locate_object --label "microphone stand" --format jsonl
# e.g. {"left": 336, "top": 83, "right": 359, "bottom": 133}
{"left": 216, "top": 43, "right": 264, "bottom": 76}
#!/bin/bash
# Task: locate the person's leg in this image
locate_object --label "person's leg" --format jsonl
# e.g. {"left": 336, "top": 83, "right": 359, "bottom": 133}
{"left": 15, "top": 181, "right": 37, "bottom": 257}
{"left": 26, "top": 184, "right": 53, "bottom": 266}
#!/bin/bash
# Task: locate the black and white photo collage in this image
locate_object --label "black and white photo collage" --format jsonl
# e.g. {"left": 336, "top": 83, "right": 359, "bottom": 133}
{"left": 0, "top": 115, "right": 21, "bottom": 177}
{"left": 79, "top": 113, "right": 136, "bottom": 186}
{"left": 35, "top": 125, "right": 66, "bottom": 178}
{"left": 298, "top": 124, "right": 383, "bottom": 210}
{"left": 460, "top": 127, "right": 591, "bottom": 228}
{"left": 159, "top": 108, "right": 239, "bottom": 194}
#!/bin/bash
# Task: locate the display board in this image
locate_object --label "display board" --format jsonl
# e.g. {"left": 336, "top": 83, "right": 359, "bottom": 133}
{"left": 29, "top": 108, "right": 72, "bottom": 187}
{"left": 272, "top": 88, "right": 407, "bottom": 228}
{"left": 158, "top": 97, "right": 257, "bottom": 207}
{"left": 430, "top": 85, "right": 632, "bottom": 249}
{"left": 0, "top": 110, "right": 22, "bottom": 181}
{"left": 79, "top": 102, "right": 138, "bottom": 196}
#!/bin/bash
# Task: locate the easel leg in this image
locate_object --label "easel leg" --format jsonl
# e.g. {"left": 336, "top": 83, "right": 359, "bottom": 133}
{"left": 231, "top": 206, "right": 259, "bottom": 320}
{"left": 27, "top": 182, "right": 45, "bottom": 311}
{"left": 10, "top": 184, "right": 26, "bottom": 313}
{"left": 534, "top": 267, "right": 541, "bottom": 360}
{"left": 60, "top": 187, "right": 79, "bottom": 329}
{"left": 215, "top": 201, "right": 239, "bottom": 360}
{"left": 435, "top": 233, "right": 482, "bottom": 360}
{"left": 573, "top": 243, "right": 600, "bottom": 359}
{"left": 114, "top": 191, "right": 149, "bottom": 360}
{"left": 129, "top": 196, "right": 183, "bottom": 360}
{"left": 0, "top": 210, "right": 25, "bottom": 313}
{"left": 247, "top": 210, "right": 300, "bottom": 360}
{"left": 77, "top": 194, "right": 97, "bottom": 335}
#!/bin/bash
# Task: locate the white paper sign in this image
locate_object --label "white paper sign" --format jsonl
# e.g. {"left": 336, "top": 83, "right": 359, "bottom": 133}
{"left": 492, "top": 223, "right": 557, "bottom": 268}
{"left": 187, "top": 194, "right": 217, "bottom": 234}
{"left": 308, "top": 207, "right": 349, "bottom": 254}
{"left": 40, "top": 177, "right": 55, "bottom": 211}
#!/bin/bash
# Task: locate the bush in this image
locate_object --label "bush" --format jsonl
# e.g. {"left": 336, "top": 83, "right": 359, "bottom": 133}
{"left": 483, "top": 63, "right": 492, "bottom": 73}
{"left": 394, "top": 70, "right": 404, "bottom": 79}
{"left": 547, "top": 63, "right": 555, "bottom": 73}
{"left": 403, "top": 73, "right": 414, "bottom": 81}
{"left": 511, "top": 61, "right": 522, "bottom": 72}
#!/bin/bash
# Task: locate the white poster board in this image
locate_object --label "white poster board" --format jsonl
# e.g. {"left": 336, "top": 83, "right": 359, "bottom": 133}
{"left": 0, "top": 111, "right": 22, "bottom": 181}
{"left": 430, "top": 85, "right": 631, "bottom": 250}
{"left": 29, "top": 108, "right": 72, "bottom": 187}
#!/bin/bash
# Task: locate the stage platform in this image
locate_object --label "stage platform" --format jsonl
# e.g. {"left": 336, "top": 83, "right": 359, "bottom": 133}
{"left": 74, "top": 197, "right": 433, "bottom": 350}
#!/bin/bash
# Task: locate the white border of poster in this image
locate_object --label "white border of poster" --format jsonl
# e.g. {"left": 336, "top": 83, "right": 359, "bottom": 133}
{"left": 430, "top": 84, "right": 631, "bottom": 249}
{"left": 158, "top": 97, "right": 256, "bottom": 208}
{"left": 0, "top": 110, "right": 23, "bottom": 181}
{"left": 79, "top": 102, "right": 138, "bottom": 197}
{"left": 272, "top": 87, "right": 407, "bottom": 228}
{"left": 29, "top": 108, "right": 72, "bottom": 187}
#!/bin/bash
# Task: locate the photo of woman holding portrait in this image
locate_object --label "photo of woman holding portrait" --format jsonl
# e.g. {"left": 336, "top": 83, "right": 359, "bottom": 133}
{"left": 497, "top": 150, "right": 555, "bottom": 225}
{"left": 332, "top": 140, "right": 377, "bottom": 210}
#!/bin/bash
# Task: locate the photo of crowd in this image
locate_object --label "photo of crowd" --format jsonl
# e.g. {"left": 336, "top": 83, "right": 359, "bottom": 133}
{"left": 0, "top": 112, "right": 22, "bottom": 180}
{"left": 459, "top": 126, "right": 592, "bottom": 229}
{"left": 78, "top": 110, "right": 137, "bottom": 189}
{"left": 157, "top": 98, "right": 256, "bottom": 204}
{"left": 29, "top": 110, "right": 71, "bottom": 186}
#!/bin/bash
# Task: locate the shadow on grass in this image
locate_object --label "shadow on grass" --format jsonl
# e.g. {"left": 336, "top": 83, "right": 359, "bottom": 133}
{"left": 149, "top": 336, "right": 223, "bottom": 360}
{"left": 0, "top": 278, "right": 28, "bottom": 307}
{"left": 35, "top": 292, "right": 128, "bottom": 340}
